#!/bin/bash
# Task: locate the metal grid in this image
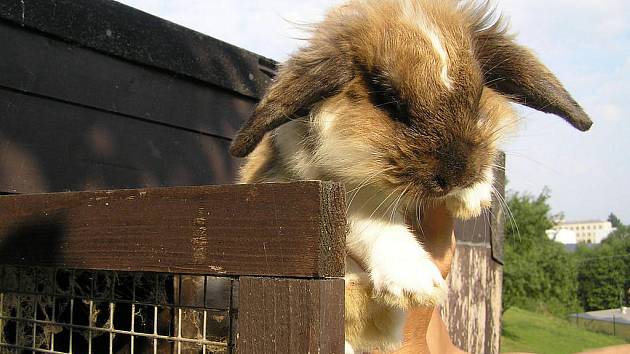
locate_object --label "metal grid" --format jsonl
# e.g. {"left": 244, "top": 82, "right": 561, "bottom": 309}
{"left": 0, "top": 265, "right": 236, "bottom": 354}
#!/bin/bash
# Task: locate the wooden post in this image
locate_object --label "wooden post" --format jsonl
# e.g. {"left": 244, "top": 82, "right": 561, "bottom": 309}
{"left": 441, "top": 154, "right": 505, "bottom": 354}
{"left": 236, "top": 278, "right": 344, "bottom": 354}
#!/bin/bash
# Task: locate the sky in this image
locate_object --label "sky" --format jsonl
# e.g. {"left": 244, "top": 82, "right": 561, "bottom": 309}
{"left": 116, "top": 0, "right": 630, "bottom": 222}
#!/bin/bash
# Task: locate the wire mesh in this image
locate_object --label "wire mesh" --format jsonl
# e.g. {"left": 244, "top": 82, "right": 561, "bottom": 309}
{"left": 570, "top": 315, "right": 630, "bottom": 341}
{"left": 0, "top": 265, "right": 235, "bottom": 354}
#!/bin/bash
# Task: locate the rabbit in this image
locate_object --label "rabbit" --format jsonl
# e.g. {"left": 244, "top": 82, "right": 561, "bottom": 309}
{"left": 229, "top": 0, "right": 592, "bottom": 352}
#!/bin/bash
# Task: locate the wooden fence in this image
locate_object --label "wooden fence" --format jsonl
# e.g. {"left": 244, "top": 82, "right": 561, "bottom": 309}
{"left": 0, "top": 0, "right": 505, "bottom": 352}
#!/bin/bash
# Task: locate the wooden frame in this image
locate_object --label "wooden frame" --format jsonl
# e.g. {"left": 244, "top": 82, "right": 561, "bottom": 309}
{"left": 0, "top": 182, "right": 347, "bottom": 353}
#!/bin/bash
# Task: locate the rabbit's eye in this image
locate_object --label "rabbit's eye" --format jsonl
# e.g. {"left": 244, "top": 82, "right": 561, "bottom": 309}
{"left": 365, "top": 76, "right": 410, "bottom": 125}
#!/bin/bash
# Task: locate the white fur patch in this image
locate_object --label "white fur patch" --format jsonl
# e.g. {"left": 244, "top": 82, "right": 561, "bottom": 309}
{"left": 345, "top": 341, "right": 355, "bottom": 354}
{"left": 425, "top": 29, "right": 453, "bottom": 89}
{"left": 401, "top": 0, "right": 417, "bottom": 20}
{"left": 400, "top": 0, "right": 453, "bottom": 89}
{"left": 346, "top": 216, "right": 447, "bottom": 307}
{"left": 447, "top": 168, "right": 494, "bottom": 219}
{"left": 316, "top": 109, "right": 336, "bottom": 135}
{"left": 274, "top": 120, "right": 321, "bottom": 180}
{"left": 312, "top": 105, "right": 377, "bottom": 184}
{"left": 345, "top": 255, "right": 408, "bottom": 352}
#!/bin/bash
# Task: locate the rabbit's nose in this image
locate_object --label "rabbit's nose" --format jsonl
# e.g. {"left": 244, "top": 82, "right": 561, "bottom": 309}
{"left": 429, "top": 174, "right": 451, "bottom": 196}
{"left": 434, "top": 175, "right": 449, "bottom": 191}
{"left": 434, "top": 140, "right": 470, "bottom": 188}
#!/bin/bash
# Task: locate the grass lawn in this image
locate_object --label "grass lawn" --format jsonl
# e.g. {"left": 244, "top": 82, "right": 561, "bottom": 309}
{"left": 501, "top": 307, "right": 627, "bottom": 354}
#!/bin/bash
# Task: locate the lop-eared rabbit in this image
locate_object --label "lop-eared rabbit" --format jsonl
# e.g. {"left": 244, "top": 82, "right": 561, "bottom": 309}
{"left": 230, "top": 0, "right": 592, "bottom": 352}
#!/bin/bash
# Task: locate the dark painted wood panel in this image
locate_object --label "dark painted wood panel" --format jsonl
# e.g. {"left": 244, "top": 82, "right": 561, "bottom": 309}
{"left": 454, "top": 212, "right": 491, "bottom": 244}
{"left": 236, "top": 277, "right": 344, "bottom": 354}
{"left": 0, "top": 0, "right": 274, "bottom": 99}
{"left": 0, "top": 88, "right": 239, "bottom": 193}
{"left": 0, "top": 21, "right": 256, "bottom": 139}
{"left": 0, "top": 182, "right": 346, "bottom": 278}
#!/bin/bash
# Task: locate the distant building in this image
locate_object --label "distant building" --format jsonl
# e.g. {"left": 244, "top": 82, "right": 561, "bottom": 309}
{"left": 547, "top": 220, "right": 615, "bottom": 245}
{"left": 545, "top": 228, "right": 580, "bottom": 252}
{"left": 561, "top": 220, "right": 616, "bottom": 243}
{"left": 546, "top": 228, "right": 577, "bottom": 244}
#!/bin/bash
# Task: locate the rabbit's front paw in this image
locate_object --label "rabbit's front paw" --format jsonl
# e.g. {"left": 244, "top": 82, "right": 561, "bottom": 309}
{"left": 345, "top": 341, "right": 355, "bottom": 354}
{"left": 371, "top": 251, "right": 446, "bottom": 309}
{"left": 446, "top": 181, "right": 492, "bottom": 220}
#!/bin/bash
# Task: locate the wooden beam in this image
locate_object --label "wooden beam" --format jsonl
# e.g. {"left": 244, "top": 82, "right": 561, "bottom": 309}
{"left": 0, "top": 87, "right": 239, "bottom": 193}
{"left": 235, "top": 277, "right": 345, "bottom": 354}
{"left": 0, "top": 182, "right": 346, "bottom": 278}
{"left": 0, "top": 0, "right": 274, "bottom": 99}
{"left": 0, "top": 21, "right": 256, "bottom": 140}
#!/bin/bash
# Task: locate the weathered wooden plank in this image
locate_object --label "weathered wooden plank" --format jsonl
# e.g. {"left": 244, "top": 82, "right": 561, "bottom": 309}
{"left": 235, "top": 277, "right": 344, "bottom": 354}
{"left": 444, "top": 245, "right": 470, "bottom": 351}
{"left": 444, "top": 155, "right": 505, "bottom": 353}
{"left": 466, "top": 246, "right": 489, "bottom": 354}
{"left": 485, "top": 256, "right": 503, "bottom": 354}
{"left": 0, "top": 0, "right": 274, "bottom": 99}
{"left": 0, "top": 88, "right": 239, "bottom": 193}
{"left": 444, "top": 247, "right": 503, "bottom": 354}
{"left": 0, "top": 182, "right": 346, "bottom": 278}
{"left": 0, "top": 21, "right": 256, "bottom": 140}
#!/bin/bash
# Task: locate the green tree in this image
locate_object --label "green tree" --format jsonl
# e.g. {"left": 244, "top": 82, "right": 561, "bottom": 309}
{"left": 577, "top": 225, "right": 630, "bottom": 310}
{"left": 603, "top": 223, "right": 629, "bottom": 242}
{"left": 607, "top": 213, "right": 623, "bottom": 228}
{"left": 503, "top": 189, "right": 579, "bottom": 316}
{"left": 577, "top": 243, "right": 627, "bottom": 310}
{"left": 504, "top": 188, "right": 555, "bottom": 249}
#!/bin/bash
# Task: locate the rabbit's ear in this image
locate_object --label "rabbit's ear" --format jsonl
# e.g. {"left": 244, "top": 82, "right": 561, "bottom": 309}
{"left": 229, "top": 46, "right": 353, "bottom": 157}
{"left": 474, "top": 25, "right": 592, "bottom": 131}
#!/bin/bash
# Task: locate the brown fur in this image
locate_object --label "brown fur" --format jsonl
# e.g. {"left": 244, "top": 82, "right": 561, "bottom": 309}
{"left": 232, "top": 0, "right": 590, "bottom": 199}
{"left": 230, "top": 0, "right": 592, "bottom": 351}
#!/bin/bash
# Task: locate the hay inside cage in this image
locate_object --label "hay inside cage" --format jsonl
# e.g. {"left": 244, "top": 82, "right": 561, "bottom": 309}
{"left": 0, "top": 265, "right": 234, "bottom": 353}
